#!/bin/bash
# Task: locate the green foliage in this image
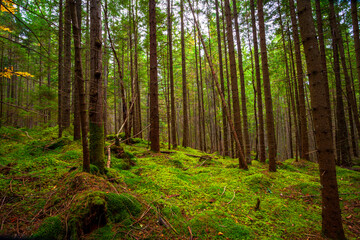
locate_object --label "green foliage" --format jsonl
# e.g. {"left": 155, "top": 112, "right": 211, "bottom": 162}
{"left": 32, "top": 216, "right": 64, "bottom": 240}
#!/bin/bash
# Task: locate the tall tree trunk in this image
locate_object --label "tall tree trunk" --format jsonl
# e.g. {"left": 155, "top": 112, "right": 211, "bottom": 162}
{"left": 73, "top": 0, "right": 81, "bottom": 141}
{"left": 58, "top": 0, "right": 64, "bottom": 137}
{"left": 351, "top": 0, "right": 360, "bottom": 111}
{"left": 70, "top": 0, "right": 90, "bottom": 172}
{"left": 289, "top": 0, "right": 309, "bottom": 160}
{"left": 277, "top": 1, "right": 294, "bottom": 158}
{"left": 180, "top": 0, "right": 189, "bottom": 147}
{"left": 297, "top": 1, "right": 345, "bottom": 238}
{"left": 168, "top": 0, "right": 177, "bottom": 148}
{"left": 133, "top": 3, "right": 142, "bottom": 138}
{"left": 250, "top": 0, "right": 265, "bottom": 163}
{"left": 188, "top": 0, "right": 247, "bottom": 169}
{"left": 89, "top": 0, "right": 105, "bottom": 172}
{"left": 258, "top": 0, "right": 276, "bottom": 171}
{"left": 330, "top": 20, "right": 350, "bottom": 166}
{"left": 215, "top": 0, "right": 227, "bottom": 156}
{"left": 63, "top": 0, "right": 71, "bottom": 130}
{"left": 329, "top": 0, "right": 353, "bottom": 166}
{"left": 149, "top": 0, "right": 159, "bottom": 152}
{"left": 194, "top": 27, "right": 202, "bottom": 151}
{"left": 232, "top": 0, "right": 250, "bottom": 163}
{"left": 224, "top": 0, "right": 245, "bottom": 164}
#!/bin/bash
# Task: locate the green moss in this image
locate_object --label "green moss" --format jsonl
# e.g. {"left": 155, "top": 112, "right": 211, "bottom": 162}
{"left": 62, "top": 150, "right": 81, "bottom": 160}
{"left": 90, "top": 164, "right": 100, "bottom": 175}
{"left": 244, "top": 173, "right": 271, "bottom": 192}
{"left": 87, "top": 225, "right": 114, "bottom": 240}
{"left": 89, "top": 122, "right": 105, "bottom": 174}
{"left": 106, "top": 193, "right": 141, "bottom": 225}
{"left": 32, "top": 216, "right": 64, "bottom": 240}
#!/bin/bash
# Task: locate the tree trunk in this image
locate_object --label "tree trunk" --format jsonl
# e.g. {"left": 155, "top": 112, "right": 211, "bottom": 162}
{"left": 149, "top": 0, "right": 159, "bottom": 152}
{"left": 73, "top": 0, "right": 81, "bottom": 141}
{"left": 180, "top": 0, "right": 189, "bottom": 147}
{"left": 297, "top": 1, "right": 345, "bottom": 238}
{"left": 168, "top": 0, "right": 177, "bottom": 148}
{"left": 215, "top": 0, "right": 227, "bottom": 156}
{"left": 70, "top": 0, "right": 90, "bottom": 172}
{"left": 250, "top": 0, "right": 265, "bottom": 163}
{"left": 89, "top": 0, "right": 105, "bottom": 173}
{"left": 63, "top": 0, "right": 71, "bottom": 130}
{"left": 224, "top": 0, "right": 245, "bottom": 165}
{"left": 58, "top": 0, "right": 64, "bottom": 137}
{"left": 329, "top": 0, "right": 353, "bottom": 166}
{"left": 258, "top": 0, "right": 276, "bottom": 171}
{"left": 188, "top": 0, "right": 247, "bottom": 169}
{"left": 232, "top": 0, "right": 250, "bottom": 163}
{"left": 289, "top": 0, "right": 309, "bottom": 160}
{"left": 351, "top": 0, "right": 360, "bottom": 112}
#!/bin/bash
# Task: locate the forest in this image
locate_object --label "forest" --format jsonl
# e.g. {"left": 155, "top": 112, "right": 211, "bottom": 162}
{"left": 0, "top": 0, "right": 360, "bottom": 239}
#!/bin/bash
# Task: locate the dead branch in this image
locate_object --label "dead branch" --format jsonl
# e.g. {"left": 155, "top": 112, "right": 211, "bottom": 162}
{"left": 227, "top": 190, "right": 236, "bottom": 204}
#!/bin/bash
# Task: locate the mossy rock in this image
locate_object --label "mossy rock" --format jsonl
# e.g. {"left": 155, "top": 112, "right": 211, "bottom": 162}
{"left": 68, "top": 191, "right": 141, "bottom": 238}
{"left": 106, "top": 193, "right": 142, "bottom": 225}
{"left": 32, "top": 216, "right": 64, "bottom": 240}
{"left": 45, "top": 137, "right": 71, "bottom": 150}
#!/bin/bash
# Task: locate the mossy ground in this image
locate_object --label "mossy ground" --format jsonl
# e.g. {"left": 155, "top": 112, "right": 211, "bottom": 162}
{"left": 0, "top": 126, "right": 359, "bottom": 239}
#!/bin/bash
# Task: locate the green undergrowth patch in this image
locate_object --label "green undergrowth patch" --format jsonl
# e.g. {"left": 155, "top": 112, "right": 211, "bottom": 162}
{"left": 1, "top": 126, "right": 360, "bottom": 239}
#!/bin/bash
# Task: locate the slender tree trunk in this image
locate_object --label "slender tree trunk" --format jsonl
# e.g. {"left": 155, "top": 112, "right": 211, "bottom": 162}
{"left": 289, "top": 0, "right": 309, "bottom": 160}
{"left": 180, "top": 0, "right": 189, "bottom": 147}
{"left": 351, "top": 0, "right": 360, "bottom": 112}
{"left": 70, "top": 0, "right": 90, "bottom": 172}
{"left": 297, "top": 1, "right": 345, "bottom": 238}
{"left": 215, "top": 0, "right": 227, "bottom": 156}
{"left": 58, "top": 0, "right": 64, "bottom": 137}
{"left": 232, "top": 0, "right": 250, "bottom": 163}
{"left": 224, "top": 0, "right": 245, "bottom": 164}
{"left": 133, "top": 3, "right": 142, "bottom": 138}
{"left": 168, "top": 0, "right": 177, "bottom": 148}
{"left": 63, "top": 0, "right": 71, "bottom": 130}
{"left": 194, "top": 27, "right": 203, "bottom": 151}
{"left": 89, "top": 0, "right": 105, "bottom": 172}
{"left": 73, "top": 0, "right": 81, "bottom": 141}
{"left": 258, "top": 0, "right": 276, "bottom": 171}
{"left": 149, "top": 0, "right": 159, "bottom": 152}
{"left": 277, "top": 1, "right": 293, "bottom": 158}
{"left": 250, "top": 0, "right": 265, "bottom": 163}
{"left": 188, "top": 0, "right": 247, "bottom": 169}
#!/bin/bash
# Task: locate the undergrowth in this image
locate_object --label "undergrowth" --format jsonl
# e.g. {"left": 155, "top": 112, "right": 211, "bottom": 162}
{"left": 0, "top": 126, "right": 359, "bottom": 239}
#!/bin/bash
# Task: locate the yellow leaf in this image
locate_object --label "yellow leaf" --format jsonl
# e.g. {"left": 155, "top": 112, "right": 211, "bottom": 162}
{"left": 218, "top": 232, "right": 223, "bottom": 235}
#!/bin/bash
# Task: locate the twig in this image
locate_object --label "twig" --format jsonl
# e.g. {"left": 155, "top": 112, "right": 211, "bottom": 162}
{"left": 221, "top": 186, "right": 227, "bottom": 196}
{"left": 227, "top": 191, "right": 236, "bottom": 204}
{"left": 106, "top": 147, "right": 111, "bottom": 168}
{"left": 196, "top": 159, "right": 208, "bottom": 168}
{"left": 188, "top": 226, "right": 193, "bottom": 240}
{"left": 9, "top": 179, "right": 13, "bottom": 193}
{"left": 131, "top": 206, "right": 152, "bottom": 226}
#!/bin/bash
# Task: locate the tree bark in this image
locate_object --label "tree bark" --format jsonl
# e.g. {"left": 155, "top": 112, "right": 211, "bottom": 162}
{"left": 224, "top": 0, "right": 245, "bottom": 166}
{"left": 63, "top": 0, "right": 71, "bottom": 130}
{"left": 168, "top": 0, "right": 177, "bottom": 148}
{"left": 258, "top": 0, "right": 276, "bottom": 171}
{"left": 69, "top": 0, "right": 90, "bottom": 172}
{"left": 232, "top": 0, "right": 250, "bottom": 163}
{"left": 215, "top": 0, "right": 227, "bottom": 156}
{"left": 297, "top": 1, "right": 345, "bottom": 238}
{"left": 250, "top": 0, "right": 265, "bottom": 163}
{"left": 180, "top": 0, "right": 189, "bottom": 147}
{"left": 149, "top": 0, "right": 159, "bottom": 152}
{"left": 289, "top": 0, "right": 309, "bottom": 160}
{"left": 89, "top": 0, "right": 105, "bottom": 172}
{"left": 58, "top": 0, "right": 63, "bottom": 138}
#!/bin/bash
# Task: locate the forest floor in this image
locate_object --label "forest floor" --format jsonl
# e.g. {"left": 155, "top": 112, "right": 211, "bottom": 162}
{"left": 0, "top": 126, "right": 359, "bottom": 240}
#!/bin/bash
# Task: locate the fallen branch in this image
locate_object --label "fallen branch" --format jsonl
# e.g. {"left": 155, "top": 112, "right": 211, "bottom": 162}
{"left": 131, "top": 205, "right": 152, "bottom": 226}
{"left": 221, "top": 186, "right": 227, "bottom": 196}
{"left": 188, "top": 226, "right": 193, "bottom": 240}
{"left": 185, "top": 154, "right": 201, "bottom": 158}
{"left": 227, "top": 191, "right": 236, "bottom": 204}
